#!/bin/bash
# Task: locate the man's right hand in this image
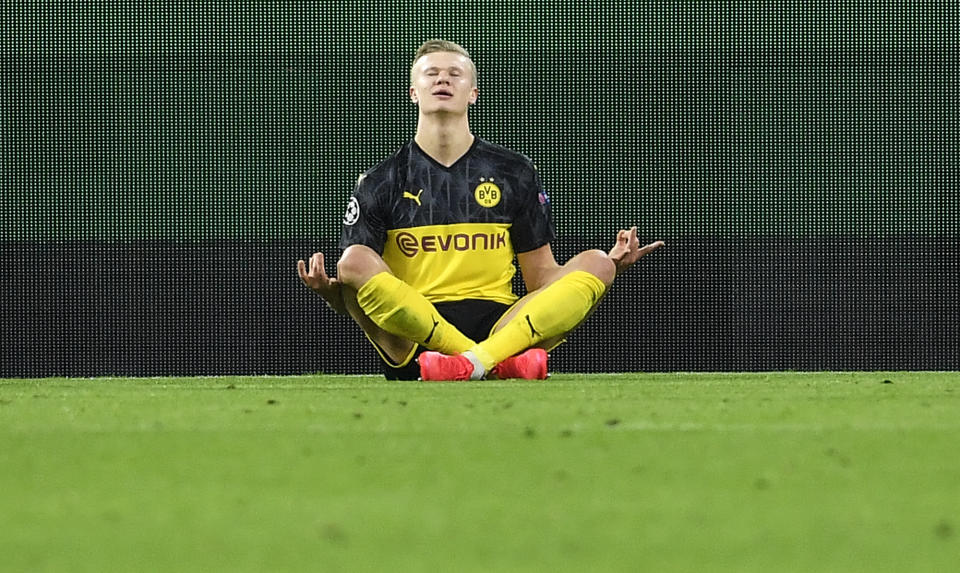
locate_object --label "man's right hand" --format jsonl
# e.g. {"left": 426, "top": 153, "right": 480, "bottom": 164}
{"left": 297, "top": 252, "right": 346, "bottom": 315}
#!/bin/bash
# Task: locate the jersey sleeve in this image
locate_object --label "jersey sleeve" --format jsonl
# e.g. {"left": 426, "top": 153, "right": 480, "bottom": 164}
{"left": 338, "top": 171, "right": 390, "bottom": 254}
{"left": 510, "top": 163, "right": 555, "bottom": 253}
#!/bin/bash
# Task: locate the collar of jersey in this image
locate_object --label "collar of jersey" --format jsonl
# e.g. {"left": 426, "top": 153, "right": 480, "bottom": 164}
{"left": 410, "top": 137, "right": 480, "bottom": 171}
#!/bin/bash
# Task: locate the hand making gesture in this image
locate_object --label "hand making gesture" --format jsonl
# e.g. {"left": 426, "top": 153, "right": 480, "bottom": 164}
{"left": 607, "top": 226, "right": 665, "bottom": 275}
{"left": 297, "top": 252, "right": 346, "bottom": 315}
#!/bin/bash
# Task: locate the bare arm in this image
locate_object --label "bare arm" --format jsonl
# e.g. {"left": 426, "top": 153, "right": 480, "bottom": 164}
{"left": 516, "top": 244, "right": 563, "bottom": 292}
{"left": 296, "top": 251, "right": 347, "bottom": 315}
{"left": 517, "top": 228, "right": 664, "bottom": 293}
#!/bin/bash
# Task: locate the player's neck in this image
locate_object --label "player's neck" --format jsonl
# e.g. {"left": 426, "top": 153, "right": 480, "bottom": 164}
{"left": 414, "top": 116, "right": 474, "bottom": 167}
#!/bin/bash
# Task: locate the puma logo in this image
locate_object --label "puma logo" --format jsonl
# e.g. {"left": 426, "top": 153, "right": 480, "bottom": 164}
{"left": 525, "top": 315, "right": 541, "bottom": 339}
{"left": 424, "top": 317, "right": 440, "bottom": 344}
{"left": 403, "top": 189, "right": 424, "bottom": 206}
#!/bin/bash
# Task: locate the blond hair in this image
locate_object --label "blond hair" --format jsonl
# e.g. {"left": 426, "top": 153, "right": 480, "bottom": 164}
{"left": 410, "top": 39, "right": 477, "bottom": 86}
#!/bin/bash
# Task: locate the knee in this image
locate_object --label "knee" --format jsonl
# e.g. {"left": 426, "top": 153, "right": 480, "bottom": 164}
{"left": 574, "top": 249, "right": 617, "bottom": 286}
{"left": 337, "top": 245, "right": 388, "bottom": 288}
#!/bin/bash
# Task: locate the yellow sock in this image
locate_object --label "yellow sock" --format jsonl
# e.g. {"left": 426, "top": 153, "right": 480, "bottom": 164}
{"left": 355, "top": 272, "right": 475, "bottom": 354}
{"left": 469, "top": 270, "right": 607, "bottom": 370}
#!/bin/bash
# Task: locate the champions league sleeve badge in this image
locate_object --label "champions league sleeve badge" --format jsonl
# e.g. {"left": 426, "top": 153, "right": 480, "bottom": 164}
{"left": 343, "top": 196, "right": 360, "bottom": 226}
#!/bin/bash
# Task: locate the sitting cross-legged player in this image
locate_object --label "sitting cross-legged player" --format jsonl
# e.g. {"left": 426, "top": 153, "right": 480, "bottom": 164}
{"left": 298, "top": 39, "right": 664, "bottom": 381}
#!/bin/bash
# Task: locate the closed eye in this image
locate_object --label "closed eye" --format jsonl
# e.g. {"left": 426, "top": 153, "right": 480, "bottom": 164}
{"left": 423, "top": 67, "right": 464, "bottom": 77}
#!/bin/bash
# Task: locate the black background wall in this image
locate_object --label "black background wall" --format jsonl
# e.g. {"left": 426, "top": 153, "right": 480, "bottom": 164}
{"left": 2, "top": 3, "right": 957, "bottom": 376}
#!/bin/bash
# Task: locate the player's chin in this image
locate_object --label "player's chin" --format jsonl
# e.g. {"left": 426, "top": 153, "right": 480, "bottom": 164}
{"left": 422, "top": 102, "right": 468, "bottom": 115}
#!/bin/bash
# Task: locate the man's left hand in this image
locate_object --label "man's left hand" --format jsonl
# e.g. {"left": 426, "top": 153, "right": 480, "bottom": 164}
{"left": 608, "top": 226, "right": 664, "bottom": 275}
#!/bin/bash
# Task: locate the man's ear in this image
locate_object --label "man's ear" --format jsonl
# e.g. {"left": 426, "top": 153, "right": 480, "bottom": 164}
{"left": 409, "top": 86, "right": 418, "bottom": 104}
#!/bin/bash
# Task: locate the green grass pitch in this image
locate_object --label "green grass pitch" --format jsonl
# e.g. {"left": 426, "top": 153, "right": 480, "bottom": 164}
{"left": 2, "top": 372, "right": 958, "bottom": 572}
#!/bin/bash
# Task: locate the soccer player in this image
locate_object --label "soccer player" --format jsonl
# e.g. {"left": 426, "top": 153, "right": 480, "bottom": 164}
{"left": 298, "top": 39, "right": 664, "bottom": 381}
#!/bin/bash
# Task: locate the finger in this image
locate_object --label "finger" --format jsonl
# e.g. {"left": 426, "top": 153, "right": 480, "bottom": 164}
{"left": 313, "top": 252, "right": 331, "bottom": 282}
{"left": 316, "top": 252, "right": 327, "bottom": 277}
{"left": 297, "top": 259, "right": 308, "bottom": 281}
{"left": 309, "top": 252, "right": 322, "bottom": 276}
{"left": 639, "top": 240, "right": 665, "bottom": 256}
{"left": 629, "top": 226, "right": 640, "bottom": 248}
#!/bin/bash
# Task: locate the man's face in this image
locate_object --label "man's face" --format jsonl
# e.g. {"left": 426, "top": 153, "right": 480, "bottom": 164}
{"left": 409, "top": 51, "right": 478, "bottom": 115}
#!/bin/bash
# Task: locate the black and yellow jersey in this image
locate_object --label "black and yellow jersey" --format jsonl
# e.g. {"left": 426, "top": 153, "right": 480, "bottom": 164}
{"left": 340, "top": 137, "right": 555, "bottom": 304}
